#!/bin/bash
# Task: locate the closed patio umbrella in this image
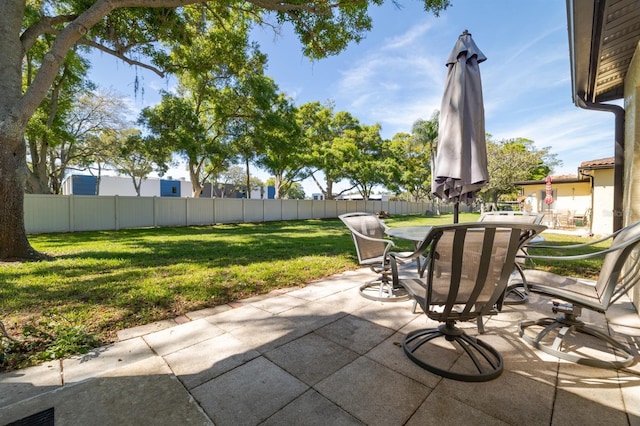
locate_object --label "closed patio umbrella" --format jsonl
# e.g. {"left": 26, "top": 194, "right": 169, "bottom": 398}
{"left": 432, "top": 30, "right": 489, "bottom": 223}
{"left": 544, "top": 175, "right": 554, "bottom": 208}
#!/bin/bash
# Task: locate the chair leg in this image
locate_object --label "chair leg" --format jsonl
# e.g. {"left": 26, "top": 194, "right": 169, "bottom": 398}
{"left": 403, "top": 322, "right": 504, "bottom": 382}
{"left": 503, "top": 265, "right": 528, "bottom": 305}
{"left": 476, "top": 316, "right": 485, "bottom": 334}
{"left": 518, "top": 315, "right": 636, "bottom": 369}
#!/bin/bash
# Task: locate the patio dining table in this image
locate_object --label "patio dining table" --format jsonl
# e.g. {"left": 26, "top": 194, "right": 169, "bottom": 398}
{"left": 385, "top": 226, "right": 433, "bottom": 272}
{"left": 385, "top": 226, "right": 433, "bottom": 243}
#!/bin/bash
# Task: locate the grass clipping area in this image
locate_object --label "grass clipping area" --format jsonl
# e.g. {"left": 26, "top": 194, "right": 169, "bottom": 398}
{"left": 0, "top": 214, "right": 604, "bottom": 371}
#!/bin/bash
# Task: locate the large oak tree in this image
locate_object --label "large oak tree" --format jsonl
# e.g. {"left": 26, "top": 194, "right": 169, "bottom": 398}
{"left": 1, "top": 0, "right": 449, "bottom": 260}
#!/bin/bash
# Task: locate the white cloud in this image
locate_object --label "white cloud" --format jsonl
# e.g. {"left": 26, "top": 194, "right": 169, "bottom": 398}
{"left": 493, "top": 107, "right": 616, "bottom": 174}
{"left": 382, "top": 21, "right": 433, "bottom": 50}
{"left": 333, "top": 21, "right": 447, "bottom": 131}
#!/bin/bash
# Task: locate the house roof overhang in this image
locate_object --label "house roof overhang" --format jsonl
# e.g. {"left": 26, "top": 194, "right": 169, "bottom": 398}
{"left": 514, "top": 177, "right": 590, "bottom": 186}
{"left": 568, "top": 0, "right": 640, "bottom": 104}
{"left": 579, "top": 156, "right": 616, "bottom": 170}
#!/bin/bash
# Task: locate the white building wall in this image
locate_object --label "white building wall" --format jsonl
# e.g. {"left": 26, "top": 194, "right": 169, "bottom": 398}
{"left": 140, "top": 179, "right": 162, "bottom": 197}
{"left": 623, "top": 41, "right": 640, "bottom": 310}
{"left": 97, "top": 176, "right": 165, "bottom": 197}
{"left": 591, "top": 168, "right": 615, "bottom": 236}
{"left": 180, "top": 179, "right": 193, "bottom": 197}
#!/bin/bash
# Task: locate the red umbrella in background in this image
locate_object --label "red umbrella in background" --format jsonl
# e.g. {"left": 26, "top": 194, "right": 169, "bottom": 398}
{"left": 544, "top": 176, "right": 554, "bottom": 208}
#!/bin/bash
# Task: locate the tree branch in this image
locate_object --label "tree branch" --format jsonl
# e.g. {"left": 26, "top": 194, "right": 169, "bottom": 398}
{"left": 76, "top": 38, "right": 167, "bottom": 78}
{"left": 21, "top": 14, "right": 77, "bottom": 52}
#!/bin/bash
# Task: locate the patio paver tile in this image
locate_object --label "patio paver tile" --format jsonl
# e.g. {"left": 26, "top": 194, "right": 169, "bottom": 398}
{"left": 365, "top": 331, "right": 445, "bottom": 389}
{"left": 406, "top": 390, "right": 509, "bottom": 426}
{"left": 264, "top": 332, "right": 359, "bottom": 386}
{"left": 164, "top": 332, "right": 260, "bottom": 390}
{"left": 315, "top": 356, "right": 429, "bottom": 426}
{"left": 61, "top": 337, "right": 155, "bottom": 385}
{"left": 191, "top": 356, "right": 307, "bottom": 426}
{"left": 261, "top": 389, "right": 363, "bottom": 426}
{"left": 143, "top": 318, "right": 225, "bottom": 356}
{"left": 0, "top": 361, "right": 61, "bottom": 409}
{"left": 552, "top": 388, "right": 628, "bottom": 425}
{"left": 314, "top": 314, "right": 395, "bottom": 355}
{"left": 204, "top": 304, "right": 274, "bottom": 332}
{"left": 436, "top": 370, "right": 555, "bottom": 425}
{"left": 247, "top": 293, "right": 310, "bottom": 314}
{"left": 226, "top": 313, "right": 308, "bottom": 353}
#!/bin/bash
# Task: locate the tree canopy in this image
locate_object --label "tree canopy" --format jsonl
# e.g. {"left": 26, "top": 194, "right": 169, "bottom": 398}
{"left": 2, "top": 0, "right": 451, "bottom": 260}
{"left": 480, "top": 137, "right": 561, "bottom": 207}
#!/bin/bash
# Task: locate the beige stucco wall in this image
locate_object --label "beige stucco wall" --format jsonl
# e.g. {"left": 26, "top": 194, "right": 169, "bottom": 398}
{"left": 623, "top": 43, "right": 640, "bottom": 308}
{"left": 590, "top": 168, "right": 615, "bottom": 236}
{"left": 520, "top": 181, "right": 591, "bottom": 216}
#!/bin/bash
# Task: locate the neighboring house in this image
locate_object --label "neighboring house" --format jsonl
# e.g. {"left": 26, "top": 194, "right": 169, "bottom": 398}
{"left": 62, "top": 175, "right": 191, "bottom": 197}
{"left": 515, "top": 175, "right": 591, "bottom": 229}
{"left": 578, "top": 157, "right": 616, "bottom": 236}
{"left": 336, "top": 193, "right": 390, "bottom": 201}
{"left": 515, "top": 157, "right": 615, "bottom": 236}
{"left": 62, "top": 174, "right": 275, "bottom": 199}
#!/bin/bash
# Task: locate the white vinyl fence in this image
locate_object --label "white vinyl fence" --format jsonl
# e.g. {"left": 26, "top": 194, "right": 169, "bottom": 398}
{"left": 24, "top": 194, "right": 451, "bottom": 234}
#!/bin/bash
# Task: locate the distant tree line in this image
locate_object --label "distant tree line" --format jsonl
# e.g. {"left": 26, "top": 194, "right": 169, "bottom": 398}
{"left": 25, "top": 77, "right": 558, "bottom": 203}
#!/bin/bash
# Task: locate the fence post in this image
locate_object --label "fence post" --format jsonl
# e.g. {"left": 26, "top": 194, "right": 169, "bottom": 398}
{"left": 153, "top": 196, "right": 158, "bottom": 227}
{"left": 69, "top": 195, "right": 75, "bottom": 232}
{"left": 114, "top": 195, "right": 120, "bottom": 230}
{"left": 185, "top": 197, "right": 189, "bottom": 226}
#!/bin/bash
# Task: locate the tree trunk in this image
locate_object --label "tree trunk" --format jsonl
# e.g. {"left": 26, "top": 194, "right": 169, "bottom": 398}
{"left": 326, "top": 180, "right": 333, "bottom": 200}
{"left": 0, "top": 132, "right": 41, "bottom": 260}
{"left": 189, "top": 167, "right": 203, "bottom": 198}
{"left": 274, "top": 174, "right": 282, "bottom": 199}
{"left": 0, "top": 1, "right": 44, "bottom": 260}
{"left": 25, "top": 135, "right": 51, "bottom": 194}
{"left": 244, "top": 157, "right": 251, "bottom": 199}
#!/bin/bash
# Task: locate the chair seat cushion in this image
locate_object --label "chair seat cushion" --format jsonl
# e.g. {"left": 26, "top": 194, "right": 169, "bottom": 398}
{"left": 522, "top": 269, "right": 603, "bottom": 311}
{"left": 361, "top": 251, "right": 414, "bottom": 267}
{"left": 399, "top": 277, "right": 427, "bottom": 308}
{"left": 360, "top": 255, "right": 386, "bottom": 266}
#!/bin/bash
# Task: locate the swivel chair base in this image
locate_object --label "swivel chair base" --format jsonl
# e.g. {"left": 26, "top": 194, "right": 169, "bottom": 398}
{"left": 518, "top": 315, "right": 635, "bottom": 369}
{"left": 403, "top": 322, "right": 504, "bottom": 382}
{"left": 359, "top": 278, "right": 409, "bottom": 302}
{"left": 503, "top": 266, "right": 528, "bottom": 305}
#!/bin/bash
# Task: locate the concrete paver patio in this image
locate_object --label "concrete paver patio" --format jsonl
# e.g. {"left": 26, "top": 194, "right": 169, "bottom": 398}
{"left": 1, "top": 268, "right": 639, "bottom": 425}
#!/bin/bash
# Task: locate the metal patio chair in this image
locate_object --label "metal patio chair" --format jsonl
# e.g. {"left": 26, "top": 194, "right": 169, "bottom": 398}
{"left": 391, "top": 222, "right": 545, "bottom": 381}
{"left": 478, "top": 211, "right": 545, "bottom": 304}
{"left": 517, "top": 220, "right": 640, "bottom": 368}
{"left": 339, "top": 212, "right": 411, "bottom": 301}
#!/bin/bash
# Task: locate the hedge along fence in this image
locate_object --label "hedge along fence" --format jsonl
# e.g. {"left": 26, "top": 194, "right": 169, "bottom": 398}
{"left": 24, "top": 194, "right": 451, "bottom": 234}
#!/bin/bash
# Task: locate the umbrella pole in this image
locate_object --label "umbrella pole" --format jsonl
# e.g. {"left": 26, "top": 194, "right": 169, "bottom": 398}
{"left": 454, "top": 202, "right": 459, "bottom": 223}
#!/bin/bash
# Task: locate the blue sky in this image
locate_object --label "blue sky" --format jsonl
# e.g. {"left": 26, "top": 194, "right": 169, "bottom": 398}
{"left": 89, "top": 0, "right": 618, "bottom": 196}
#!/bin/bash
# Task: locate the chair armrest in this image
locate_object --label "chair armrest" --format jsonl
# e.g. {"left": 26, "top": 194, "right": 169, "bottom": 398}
{"left": 350, "top": 229, "right": 396, "bottom": 256}
{"left": 389, "top": 247, "right": 431, "bottom": 289}
{"left": 521, "top": 233, "right": 640, "bottom": 262}
{"left": 349, "top": 229, "right": 396, "bottom": 248}
{"left": 528, "top": 229, "right": 620, "bottom": 250}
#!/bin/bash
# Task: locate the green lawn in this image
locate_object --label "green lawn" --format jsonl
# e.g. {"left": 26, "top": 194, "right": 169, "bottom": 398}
{"left": 0, "top": 213, "right": 606, "bottom": 370}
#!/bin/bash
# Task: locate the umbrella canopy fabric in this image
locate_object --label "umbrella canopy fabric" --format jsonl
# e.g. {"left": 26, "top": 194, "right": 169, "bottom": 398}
{"left": 432, "top": 30, "right": 489, "bottom": 218}
{"left": 544, "top": 175, "right": 554, "bottom": 205}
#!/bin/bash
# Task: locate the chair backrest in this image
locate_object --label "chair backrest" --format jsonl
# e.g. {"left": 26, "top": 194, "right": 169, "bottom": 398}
{"left": 478, "top": 211, "right": 544, "bottom": 224}
{"left": 596, "top": 221, "right": 640, "bottom": 307}
{"left": 339, "top": 212, "right": 390, "bottom": 265}
{"left": 418, "top": 222, "right": 545, "bottom": 323}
